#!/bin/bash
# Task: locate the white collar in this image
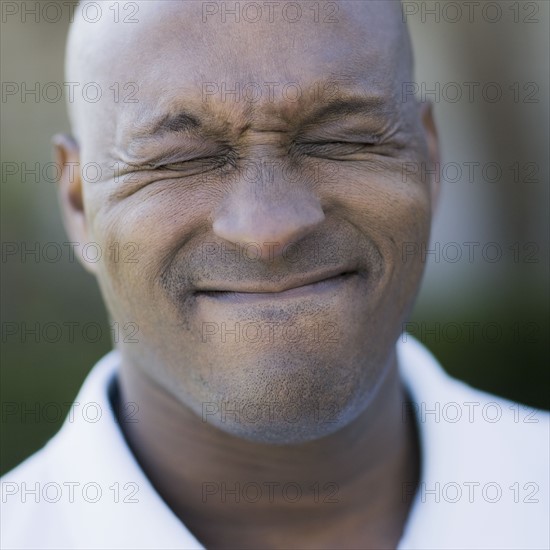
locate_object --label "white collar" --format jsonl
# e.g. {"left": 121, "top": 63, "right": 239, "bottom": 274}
{"left": 44, "top": 350, "right": 204, "bottom": 549}
{"left": 11, "top": 336, "right": 546, "bottom": 549}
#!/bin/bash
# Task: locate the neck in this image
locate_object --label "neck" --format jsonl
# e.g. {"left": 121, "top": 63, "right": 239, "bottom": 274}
{"left": 115, "top": 351, "right": 420, "bottom": 549}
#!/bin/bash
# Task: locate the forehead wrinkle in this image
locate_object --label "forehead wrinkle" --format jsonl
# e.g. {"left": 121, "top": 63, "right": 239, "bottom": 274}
{"left": 66, "top": 1, "right": 414, "bottom": 145}
{"left": 119, "top": 83, "right": 401, "bottom": 155}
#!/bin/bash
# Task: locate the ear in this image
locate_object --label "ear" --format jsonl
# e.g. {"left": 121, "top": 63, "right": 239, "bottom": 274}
{"left": 52, "top": 134, "right": 97, "bottom": 274}
{"left": 420, "top": 102, "right": 440, "bottom": 211}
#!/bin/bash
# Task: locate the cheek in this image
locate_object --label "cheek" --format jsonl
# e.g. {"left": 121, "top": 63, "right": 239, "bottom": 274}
{"left": 324, "top": 166, "right": 432, "bottom": 305}
{"left": 327, "top": 159, "right": 430, "bottom": 220}
{"left": 84, "top": 180, "right": 215, "bottom": 319}
{"left": 375, "top": 178, "right": 432, "bottom": 294}
{"left": 325, "top": 163, "right": 431, "bottom": 248}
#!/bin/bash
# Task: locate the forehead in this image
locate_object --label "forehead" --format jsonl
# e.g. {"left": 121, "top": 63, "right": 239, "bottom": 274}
{"left": 69, "top": 0, "right": 410, "bottom": 139}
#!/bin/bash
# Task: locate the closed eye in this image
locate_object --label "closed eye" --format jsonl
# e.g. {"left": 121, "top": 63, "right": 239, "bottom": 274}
{"left": 291, "top": 140, "right": 382, "bottom": 160}
{"left": 147, "top": 151, "right": 238, "bottom": 173}
{"left": 162, "top": 156, "right": 229, "bottom": 171}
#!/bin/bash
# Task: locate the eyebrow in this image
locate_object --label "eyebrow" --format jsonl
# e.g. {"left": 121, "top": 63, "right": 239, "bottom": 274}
{"left": 301, "top": 95, "right": 390, "bottom": 127}
{"left": 130, "top": 93, "right": 390, "bottom": 145}
{"left": 148, "top": 112, "right": 201, "bottom": 135}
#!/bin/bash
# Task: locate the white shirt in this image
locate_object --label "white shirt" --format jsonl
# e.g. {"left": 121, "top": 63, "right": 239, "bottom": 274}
{"left": 1, "top": 337, "right": 548, "bottom": 549}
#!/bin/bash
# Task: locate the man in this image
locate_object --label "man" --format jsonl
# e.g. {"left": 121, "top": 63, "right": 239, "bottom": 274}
{"left": 1, "top": 1, "right": 548, "bottom": 549}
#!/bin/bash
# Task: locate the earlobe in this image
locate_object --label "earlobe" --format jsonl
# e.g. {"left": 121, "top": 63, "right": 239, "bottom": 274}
{"left": 53, "top": 134, "right": 82, "bottom": 210}
{"left": 52, "top": 133, "right": 96, "bottom": 274}
{"left": 420, "top": 102, "right": 440, "bottom": 211}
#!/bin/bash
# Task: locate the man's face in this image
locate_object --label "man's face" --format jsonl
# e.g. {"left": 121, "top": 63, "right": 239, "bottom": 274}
{"left": 64, "top": 1, "right": 435, "bottom": 443}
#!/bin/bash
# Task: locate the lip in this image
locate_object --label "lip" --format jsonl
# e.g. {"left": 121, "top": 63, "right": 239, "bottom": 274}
{"left": 195, "top": 271, "right": 358, "bottom": 302}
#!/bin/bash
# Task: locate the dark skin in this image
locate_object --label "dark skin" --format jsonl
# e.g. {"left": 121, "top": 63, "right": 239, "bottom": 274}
{"left": 54, "top": 1, "right": 439, "bottom": 547}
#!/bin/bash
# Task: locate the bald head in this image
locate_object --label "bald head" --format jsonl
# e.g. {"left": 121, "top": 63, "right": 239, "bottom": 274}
{"left": 65, "top": 0, "right": 414, "bottom": 146}
{"left": 57, "top": 0, "right": 437, "bottom": 445}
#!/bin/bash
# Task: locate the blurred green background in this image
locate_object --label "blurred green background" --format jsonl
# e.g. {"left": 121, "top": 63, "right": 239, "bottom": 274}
{"left": 1, "top": 1, "right": 549, "bottom": 476}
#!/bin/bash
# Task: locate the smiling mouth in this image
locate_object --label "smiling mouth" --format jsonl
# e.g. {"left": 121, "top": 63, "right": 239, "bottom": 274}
{"left": 195, "top": 272, "right": 358, "bottom": 302}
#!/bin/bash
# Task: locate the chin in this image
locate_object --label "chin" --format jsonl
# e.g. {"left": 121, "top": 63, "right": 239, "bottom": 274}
{"left": 207, "top": 406, "right": 360, "bottom": 445}
{"left": 194, "top": 350, "right": 383, "bottom": 446}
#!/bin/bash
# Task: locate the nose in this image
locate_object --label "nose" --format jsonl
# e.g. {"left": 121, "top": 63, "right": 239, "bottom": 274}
{"left": 212, "top": 183, "right": 325, "bottom": 260}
